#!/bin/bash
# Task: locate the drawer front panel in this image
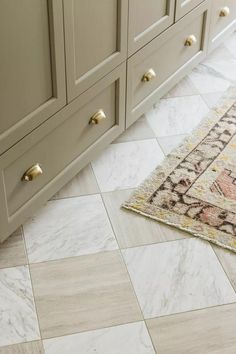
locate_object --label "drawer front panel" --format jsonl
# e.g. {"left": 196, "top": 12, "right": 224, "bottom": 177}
{"left": 127, "top": 1, "right": 210, "bottom": 126}
{"left": 0, "top": 63, "right": 125, "bottom": 232}
{"left": 175, "top": 0, "right": 204, "bottom": 20}
{"left": 209, "top": 0, "right": 236, "bottom": 50}
{"left": 128, "top": 0, "right": 175, "bottom": 55}
{"left": 64, "top": 0, "right": 128, "bottom": 101}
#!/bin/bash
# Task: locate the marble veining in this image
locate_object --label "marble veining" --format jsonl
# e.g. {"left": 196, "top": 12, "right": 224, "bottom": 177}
{"left": 157, "top": 134, "right": 187, "bottom": 155}
{"left": 92, "top": 139, "right": 164, "bottom": 192}
{"left": 43, "top": 322, "right": 155, "bottom": 354}
{"left": 0, "top": 266, "right": 40, "bottom": 347}
{"left": 146, "top": 95, "right": 209, "bottom": 137}
{"left": 122, "top": 239, "right": 236, "bottom": 318}
{"left": 24, "top": 194, "right": 118, "bottom": 263}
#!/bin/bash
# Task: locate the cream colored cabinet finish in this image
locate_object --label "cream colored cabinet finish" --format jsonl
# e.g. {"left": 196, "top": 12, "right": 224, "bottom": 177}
{"left": 175, "top": 0, "right": 204, "bottom": 20}
{"left": 64, "top": 0, "right": 128, "bottom": 101}
{"left": 128, "top": 0, "right": 175, "bottom": 55}
{"left": 0, "top": 63, "right": 126, "bottom": 242}
{"left": 209, "top": 0, "right": 236, "bottom": 51}
{"left": 126, "top": 0, "right": 210, "bottom": 127}
{"left": 0, "top": 0, "right": 66, "bottom": 156}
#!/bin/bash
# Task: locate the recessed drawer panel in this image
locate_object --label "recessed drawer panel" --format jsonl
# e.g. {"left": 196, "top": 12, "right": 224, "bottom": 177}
{"left": 175, "top": 0, "right": 204, "bottom": 20}
{"left": 0, "top": 63, "right": 126, "bottom": 241}
{"left": 209, "top": 0, "right": 236, "bottom": 50}
{"left": 126, "top": 0, "right": 210, "bottom": 127}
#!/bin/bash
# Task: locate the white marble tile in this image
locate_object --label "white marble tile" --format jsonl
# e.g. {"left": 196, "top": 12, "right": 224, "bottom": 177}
{"left": 201, "top": 92, "right": 224, "bottom": 109}
{"left": 92, "top": 139, "right": 164, "bottom": 192}
{"left": 51, "top": 164, "right": 99, "bottom": 199}
{"left": 146, "top": 95, "right": 209, "bottom": 137}
{"left": 163, "top": 76, "right": 198, "bottom": 98}
{"left": 157, "top": 134, "right": 187, "bottom": 155}
{"left": 114, "top": 116, "right": 155, "bottom": 143}
{"left": 224, "top": 32, "right": 236, "bottom": 58}
{"left": 24, "top": 194, "right": 117, "bottom": 263}
{"left": 0, "top": 266, "right": 40, "bottom": 347}
{"left": 43, "top": 322, "right": 155, "bottom": 354}
{"left": 122, "top": 239, "right": 236, "bottom": 318}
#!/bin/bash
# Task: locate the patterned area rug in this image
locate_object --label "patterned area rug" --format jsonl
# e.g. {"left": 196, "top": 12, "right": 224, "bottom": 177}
{"left": 123, "top": 88, "right": 236, "bottom": 252}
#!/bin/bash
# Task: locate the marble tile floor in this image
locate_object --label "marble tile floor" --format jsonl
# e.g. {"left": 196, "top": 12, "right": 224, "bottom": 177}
{"left": 1, "top": 33, "right": 236, "bottom": 353}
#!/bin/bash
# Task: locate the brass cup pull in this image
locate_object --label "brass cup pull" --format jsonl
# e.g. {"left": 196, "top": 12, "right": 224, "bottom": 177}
{"left": 142, "top": 68, "right": 156, "bottom": 82}
{"left": 184, "top": 34, "right": 197, "bottom": 47}
{"left": 22, "top": 163, "right": 43, "bottom": 182}
{"left": 89, "top": 109, "right": 106, "bottom": 125}
{"left": 220, "top": 6, "right": 230, "bottom": 17}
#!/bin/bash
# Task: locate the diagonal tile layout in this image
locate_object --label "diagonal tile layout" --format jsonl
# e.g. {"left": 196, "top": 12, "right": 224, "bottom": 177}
{"left": 146, "top": 303, "right": 236, "bottom": 354}
{"left": 43, "top": 322, "right": 155, "bottom": 354}
{"left": 0, "top": 266, "right": 40, "bottom": 347}
{"left": 122, "top": 239, "right": 236, "bottom": 318}
{"left": 0, "top": 341, "right": 44, "bottom": 354}
{"left": 24, "top": 194, "right": 118, "bottom": 263}
{"left": 30, "top": 251, "right": 142, "bottom": 339}
{"left": 92, "top": 139, "right": 164, "bottom": 192}
{"left": 0, "top": 229, "right": 26, "bottom": 269}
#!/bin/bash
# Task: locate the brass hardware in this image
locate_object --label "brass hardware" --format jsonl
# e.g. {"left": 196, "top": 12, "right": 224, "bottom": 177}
{"left": 142, "top": 68, "right": 156, "bottom": 82}
{"left": 184, "top": 34, "right": 197, "bottom": 46}
{"left": 219, "top": 6, "right": 230, "bottom": 17}
{"left": 22, "top": 163, "right": 43, "bottom": 182}
{"left": 89, "top": 109, "right": 107, "bottom": 124}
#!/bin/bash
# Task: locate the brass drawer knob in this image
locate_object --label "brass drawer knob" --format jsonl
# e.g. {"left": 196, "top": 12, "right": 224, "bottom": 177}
{"left": 22, "top": 163, "right": 43, "bottom": 182}
{"left": 89, "top": 109, "right": 106, "bottom": 124}
{"left": 185, "top": 34, "right": 197, "bottom": 46}
{"left": 142, "top": 68, "right": 156, "bottom": 82}
{"left": 220, "top": 6, "right": 230, "bottom": 17}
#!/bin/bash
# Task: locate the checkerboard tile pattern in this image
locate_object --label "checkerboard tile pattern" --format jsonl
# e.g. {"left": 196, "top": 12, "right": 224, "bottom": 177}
{"left": 0, "top": 36, "right": 236, "bottom": 354}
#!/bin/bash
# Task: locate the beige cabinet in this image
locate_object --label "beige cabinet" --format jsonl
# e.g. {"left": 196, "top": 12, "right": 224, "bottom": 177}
{"left": 128, "top": 0, "right": 175, "bottom": 55}
{"left": 0, "top": 0, "right": 66, "bottom": 155}
{"left": 64, "top": 0, "right": 128, "bottom": 101}
{"left": 209, "top": 0, "right": 236, "bottom": 50}
{"left": 175, "top": 0, "right": 204, "bottom": 20}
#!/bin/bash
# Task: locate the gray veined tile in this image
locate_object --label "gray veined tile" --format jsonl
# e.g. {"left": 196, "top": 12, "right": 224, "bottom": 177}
{"left": 224, "top": 31, "right": 236, "bottom": 58}
{"left": 92, "top": 139, "right": 164, "bottom": 192}
{"left": 30, "top": 251, "right": 142, "bottom": 338}
{"left": 102, "top": 189, "right": 188, "bottom": 249}
{"left": 114, "top": 115, "right": 155, "bottom": 143}
{"left": 51, "top": 164, "right": 99, "bottom": 199}
{"left": 213, "top": 245, "right": 236, "bottom": 292}
{"left": 0, "top": 228, "right": 27, "bottom": 269}
{"left": 157, "top": 134, "right": 187, "bottom": 155}
{"left": 201, "top": 92, "right": 224, "bottom": 109}
{"left": 122, "top": 238, "right": 236, "bottom": 319}
{"left": 43, "top": 322, "right": 155, "bottom": 354}
{"left": 0, "top": 341, "right": 44, "bottom": 354}
{"left": 146, "top": 95, "right": 209, "bottom": 137}
{"left": 163, "top": 76, "right": 198, "bottom": 98}
{"left": 146, "top": 303, "right": 236, "bottom": 354}
{"left": 0, "top": 266, "right": 40, "bottom": 347}
{"left": 24, "top": 194, "right": 117, "bottom": 263}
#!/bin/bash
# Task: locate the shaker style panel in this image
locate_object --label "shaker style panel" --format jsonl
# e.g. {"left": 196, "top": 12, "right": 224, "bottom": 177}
{"left": 209, "top": 0, "right": 236, "bottom": 51}
{"left": 128, "top": 0, "right": 175, "bottom": 55}
{"left": 64, "top": 0, "right": 128, "bottom": 101}
{"left": 0, "top": 63, "right": 126, "bottom": 242}
{"left": 126, "top": 0, "right": 210, "bottom": 126}
{"left": 175, "top": 0, "right": 204, "bottom": 20}
{"left": 0, "top": 0, "right": 66, "bottom": 155}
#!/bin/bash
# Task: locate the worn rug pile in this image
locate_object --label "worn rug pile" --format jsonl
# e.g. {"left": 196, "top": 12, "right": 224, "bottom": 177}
{"left": 123, "top": 88, "right": 236, "bottom": 252}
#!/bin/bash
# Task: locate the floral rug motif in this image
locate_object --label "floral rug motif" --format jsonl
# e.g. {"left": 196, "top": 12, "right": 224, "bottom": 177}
{"left": 123, "top": 88, "right": 236, "bottom": 252}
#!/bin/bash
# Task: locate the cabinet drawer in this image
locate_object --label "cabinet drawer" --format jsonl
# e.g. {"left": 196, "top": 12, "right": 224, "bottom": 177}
{"left": 0, "top": 63, "right": 126, "bottom": 242}
{"left": 64, "top": 0, "right": 128, "bottom": 101}
{"left": 126, "top": 0, "right": 210, "bottom": 127}
{"left": 209, "top": 0, "right": 236, "bottom": 51}
{"left": 128, "top": 0, "right": 175, "bottom": 55}
{"left": 175, "top": 0, "right": 204, "bottom": 20}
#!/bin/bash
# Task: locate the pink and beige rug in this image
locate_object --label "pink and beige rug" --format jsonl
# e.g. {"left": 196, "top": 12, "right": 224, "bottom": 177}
{"left": 123, "top": 88, "right": 236, "bottom": 252}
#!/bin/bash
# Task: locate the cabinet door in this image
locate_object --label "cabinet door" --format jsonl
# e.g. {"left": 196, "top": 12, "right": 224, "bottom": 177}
{"left": 0, "top": 0, "right": 66, "bottom": 155}
{"left": 175, "top": 0, "right": 203, "bottom": 20}
{"left": 128, "top": 0, "right": 175, "bottom": 55}
{"left": 64, "top": 0, "right": 128, "bottom": 101}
